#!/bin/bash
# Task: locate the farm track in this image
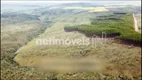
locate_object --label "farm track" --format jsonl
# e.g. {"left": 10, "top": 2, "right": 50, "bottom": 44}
{"left": 133, "top": 13, "right": 140, "bottom": 32}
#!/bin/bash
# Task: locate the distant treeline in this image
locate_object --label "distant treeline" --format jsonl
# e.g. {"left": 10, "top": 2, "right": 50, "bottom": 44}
{"left": 1, "top": 12, "right": 39, "bottom": 20}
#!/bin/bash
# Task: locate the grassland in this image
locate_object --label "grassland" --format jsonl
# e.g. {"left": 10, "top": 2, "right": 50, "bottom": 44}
{"left": 14, "top": 11, "right": 141, "bottom": 80}
{"left": 1, "top": 4, "right": 141, "bottom": 80}
{"left": 1, "top": 12, "right": 55, "bottom": 80}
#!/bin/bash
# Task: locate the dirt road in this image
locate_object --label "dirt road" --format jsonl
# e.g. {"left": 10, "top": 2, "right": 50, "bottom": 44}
{"left": 133, "top": 13, "right": 139, "bottom": 32}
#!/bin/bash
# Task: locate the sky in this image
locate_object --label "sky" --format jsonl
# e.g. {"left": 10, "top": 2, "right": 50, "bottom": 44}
{"left": 1, "top": 1, "right": 141, "bottom": 6}
{"left": 1, "top": 0, "right": 141, "bottom": 13}
{"left": 1, "top": 0, "right": 141, "bottom": 3}
{"left": 1, "top": 1, "right": 141, "bottom": 4}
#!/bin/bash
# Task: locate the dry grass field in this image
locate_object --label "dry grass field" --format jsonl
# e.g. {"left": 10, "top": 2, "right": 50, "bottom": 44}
{"left": 63, "top": 7, "right": 109, "bottom": 12}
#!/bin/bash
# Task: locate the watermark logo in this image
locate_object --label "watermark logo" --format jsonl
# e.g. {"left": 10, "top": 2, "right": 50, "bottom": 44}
{"left": 36, "top": 32, "right": 107, "bottom": 48}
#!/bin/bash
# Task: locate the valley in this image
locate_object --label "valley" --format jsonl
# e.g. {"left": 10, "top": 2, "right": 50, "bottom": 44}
{"left": 1, "top": 1, "right": 141, "bottom": 80}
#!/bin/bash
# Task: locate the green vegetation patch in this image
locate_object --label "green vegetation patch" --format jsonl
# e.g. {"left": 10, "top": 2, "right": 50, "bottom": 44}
{"left": 64, "top": 13, "right": 141, "bottom": 46}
